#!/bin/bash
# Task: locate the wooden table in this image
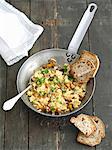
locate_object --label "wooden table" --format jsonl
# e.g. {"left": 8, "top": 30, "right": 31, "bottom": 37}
{"left": 0, "top": 0, "right": 112, "bottom": 149}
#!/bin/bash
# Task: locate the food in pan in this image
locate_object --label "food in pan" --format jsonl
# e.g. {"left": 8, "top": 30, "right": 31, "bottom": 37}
{"left": 70, "top": 114, "right": 105, "bottom": 147}
{"left": 27, "top": 50, "right": 100, "bottom": 115}
{"left": 27, "top": 58, "right": 87, "bottom": 114}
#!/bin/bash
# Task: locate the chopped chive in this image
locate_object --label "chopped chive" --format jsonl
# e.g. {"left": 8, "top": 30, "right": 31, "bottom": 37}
{"left": 39, "top": 91, "right": 46, "bottom": 96}
{"left": 59, "top": 101, "right": 62, "bottom": 104}
{"left": 48, "top": 77, "right": 54, "bottom": 81}
{"left": 56, "top": 97, "right": 59, "bottom": 100}
{"left": 63, "top": 65, "right": 67, "bottom": 73}
{"left": 41, "top": 69, "right": 49, "bottom": 74}
{"left": 53, "top": 77, "right": 60, "bottom": 83}
{"left": 68, "top": 75, "right": 74, "bottom": 81}
{"left": 36, "top": 77, "right": 45, "bottom": 85}
{"left": 50, "top": 106, "right": 55, "bottom": 111}
{"left": 51, "top": 87, "right": 56, "bottom": 92}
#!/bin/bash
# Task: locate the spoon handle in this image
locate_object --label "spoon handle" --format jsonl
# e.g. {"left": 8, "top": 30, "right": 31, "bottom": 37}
{"left": 3, "top": 85, "right": 31, "bottom": 111}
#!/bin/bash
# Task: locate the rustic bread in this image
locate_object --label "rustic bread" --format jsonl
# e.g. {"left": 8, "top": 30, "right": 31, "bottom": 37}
{"left": 91, "top": 116, "right": 105, "bottom": 139}
{"left": 70, "top": 50, "right": 100, "bottom": 83}
{"left": 70, "top": 58, "right": 95, "bottom": 83}
{"left": 77, "top": 130, "right": 101, "bottom": 147}
{"left": 76, "top": 115, "right": 105, "bottom": 147}
{"left": 80, "top": 50, "right": 100, "bottom": 77}
{"left": 70, "top": 114, "right": 96, "bottom": 137}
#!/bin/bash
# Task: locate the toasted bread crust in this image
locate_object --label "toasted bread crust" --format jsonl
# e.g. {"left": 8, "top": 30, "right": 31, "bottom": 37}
{"left": 70, "top": 50, "right": 100, "bottom": 83}
{"left": 90, "top": 116, "right": 105, "bottom": 138}
{"left": 73, "top": 114, "right": 106, "bottom": 147}
{"left": 80, "top": 50, "right": 100, "bottom": 77}
{"left": 70, "top": 114, "right": 96, "bottom": 137}
{"left": 77, "top": 131, "right": 101, "bottom": 147}
{"left": 77, "top": 116, "right": 105, "bottom": 147}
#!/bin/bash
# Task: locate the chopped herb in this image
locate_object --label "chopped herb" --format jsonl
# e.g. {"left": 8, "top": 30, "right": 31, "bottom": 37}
{"left": 39, "top": 91, "right": 46, "bottom": 96}
{"left": 68, "top": 75, "right": 74, "bottom": 81}
{"left": 56, "top": 97, "right": 62, "bottom": 104}
{"left": 51, "top": 87, "right": 56, "bottom": 92}
{"left": 56, "top": 78, "right": 60, "bottom": 83}
{"left": 56, "top": 97, "right": 59, "bottom": 100}
{"left": 32, "top": 100, "right": 38, "bottom": 104}
{"left": 50, "top": 106, "right": 55, "bottom": 112}
{"left": 48, "top": 77, "right": 54, "bottom": 81}
{"left": 41, "top": 69, "right": 49, "bottom": 74}
{"left": 63, "top": 65, "right": 67, "bottom": 73}
{"left": 36, "top": 77, "right": 45, "bottom": 85}
{"left": 59, "top": 101, "right": 62, "bottom": 104}
{"left": 53, "top": 77, "right": 60, "bottom": 83}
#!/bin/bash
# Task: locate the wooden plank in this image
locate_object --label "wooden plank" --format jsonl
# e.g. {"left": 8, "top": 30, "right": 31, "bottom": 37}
{"left": 4, "top": 0, "right": 30, "bottom": 150}
{"left": 30, "top": 0, "right": 54, "bottom": 55}
{"left": 0, "top": 1, "right": 10, "bottom": 149}
{"left": 0, "top": 59, "right": 6, "bottom": 150}
{"left": 29, "top": 1, "right": 57, "bottom": 150}
{"left": 57, "top": 0, "right": 89, "bottom": 50}
{"left": 87, "top": 0, "right": 112, "bottom": 149}
{"left": 56, "top": 0, "right": 95, "bottom": 149}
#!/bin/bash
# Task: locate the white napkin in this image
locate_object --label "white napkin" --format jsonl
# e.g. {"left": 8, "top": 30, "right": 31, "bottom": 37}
{"left": 0, "top": 0, "right": 44, "bottom": 65}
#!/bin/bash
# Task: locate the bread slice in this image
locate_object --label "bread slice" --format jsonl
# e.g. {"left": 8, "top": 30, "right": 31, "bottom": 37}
{"left": 70, "top": 114, "right": 96, "bottom": 137}
{"left": 71, "top": 58, "right": 95, "bottom": 77}
{"left": 80, "top": 50, "right": 100, "bottom": 77}
{"left": 70, "top": 50, "right": 100, "bottom": 83}
{"left": 77, "top": 130, "right": 101, "bottom": 147}
{"left": 91, "top": 116, "right": 105, "bottom": 139}
{"left": 70, "top": 58, "right": 95, "bottom": 83}
{"left": 76, "top": 115, "right": 105, "bottom": 146}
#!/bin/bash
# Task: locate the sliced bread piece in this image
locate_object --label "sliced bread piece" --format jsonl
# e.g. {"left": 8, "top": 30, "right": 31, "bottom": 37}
{"left": 70, "top": 50, "right": 100, "bottom": 83}
{"left": 70, "top": 58, "right": 95, "bottom": 83}
{"left": 91, "top": 116, "right": 105, "bottom": 139}
{"left": 76, "top": 115, "right": 105, "bottom": 146}
{"left": 71, "top": 57, "right": 95, "bottom": 77}
{"left": 77, "top": 130, "right": 101, "bottom": 147}
{"left": 80, "top": 50, "right": 100, "bottom": 77}
{"left": 70, "top": 114, "right": 96, "bottom": 137}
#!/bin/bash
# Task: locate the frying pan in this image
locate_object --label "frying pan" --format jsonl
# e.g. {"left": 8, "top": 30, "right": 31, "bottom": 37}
{"left": 17, "top": 3, "right": 97, "bottom": 117}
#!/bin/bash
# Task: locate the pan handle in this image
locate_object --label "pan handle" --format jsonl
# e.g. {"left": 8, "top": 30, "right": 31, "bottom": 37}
{"left": 67, "top": 3, "right": 97, "bottom": 55}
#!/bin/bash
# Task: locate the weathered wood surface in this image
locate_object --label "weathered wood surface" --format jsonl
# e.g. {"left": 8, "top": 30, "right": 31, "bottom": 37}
{"left": 3, "top": 1, "right": 29, "bottom": 150}
{"left": 87, "top": 0, "right": 112, "bottom": 149}
{"left": 0, "top": 0, "right": 112, "bottom": 150}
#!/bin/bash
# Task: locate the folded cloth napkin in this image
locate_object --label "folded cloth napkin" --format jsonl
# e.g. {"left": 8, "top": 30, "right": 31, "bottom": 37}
{"left": 0, "top": 0, "right": 44, "bottom": 65}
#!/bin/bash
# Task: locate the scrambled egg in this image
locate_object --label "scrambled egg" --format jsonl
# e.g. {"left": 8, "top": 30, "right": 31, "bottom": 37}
{"left": 27, "top": 58, "right": 87, "bottom": 115}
